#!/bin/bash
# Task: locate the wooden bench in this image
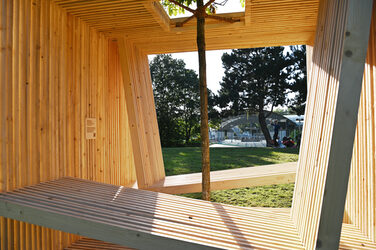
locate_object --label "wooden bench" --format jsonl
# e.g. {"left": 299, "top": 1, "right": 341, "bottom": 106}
{"left": 0, "top": 177, "right": 304, "bottom": 249}
{"left": 64, "top": 225, "right": 376, "bottom": 250}
{"left": 147, "top": 162, "right": 297, "bottom": 194}
{"left": 1, "top": 177, "right": 375, "bottom": 249}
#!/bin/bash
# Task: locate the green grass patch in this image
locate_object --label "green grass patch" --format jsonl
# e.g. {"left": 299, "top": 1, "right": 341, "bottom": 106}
{"left": 180, "top": 184, "right": 295, "bottom": 208}
{"left": 163, "top": 147, "right": 299, "bottom": 176}
{"left": 162, "top": 147, "right": 299, "bottom": 208}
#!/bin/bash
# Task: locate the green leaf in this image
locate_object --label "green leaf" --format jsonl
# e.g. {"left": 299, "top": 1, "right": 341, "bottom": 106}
{"left": 240, "top": 0, "right": 245, "bottom": 8}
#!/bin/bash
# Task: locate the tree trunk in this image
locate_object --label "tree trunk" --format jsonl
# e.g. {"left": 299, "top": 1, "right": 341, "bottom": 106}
{"left": 258, "top": 109, "right": 273, "bottom": 147}
{"left": 197, "top": 0, "right": 210, "bottom": 201}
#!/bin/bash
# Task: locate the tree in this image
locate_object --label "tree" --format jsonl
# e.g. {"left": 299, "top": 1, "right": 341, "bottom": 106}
{"left": 161, "top": 0, "right": 242, "bottom": 200}
{"left": 150, "top": 54, "right": 200, "bottom": 146}
{"left": 288, "top": 46, "right": 307, "bottom": 115}
{"left": 217, "top": 47, "right": 295, "bottom": 146}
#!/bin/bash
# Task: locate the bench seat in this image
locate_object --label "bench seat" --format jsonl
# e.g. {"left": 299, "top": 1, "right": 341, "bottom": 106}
{"left": 1, "top": 177, "right": 375, "bottom": 249}
{"left": 147, "top": 162, "right": 297, "bottom": 194}
{"left": 0, "top": 177, "right": 303, "bottom": 249}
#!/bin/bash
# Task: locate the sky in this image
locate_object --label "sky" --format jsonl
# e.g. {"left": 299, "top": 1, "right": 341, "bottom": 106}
{"left": 147, "top": 1, "right": 245, "bottom": 94}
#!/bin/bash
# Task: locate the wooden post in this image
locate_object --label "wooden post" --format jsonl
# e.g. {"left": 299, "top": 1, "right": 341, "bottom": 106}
{"left": 305, "top": 45, "right": 313, "bottom": 87}
{"left": 118, "top": 38, "right": 149, "bottom": 188}
{"left": 315, "top": 1, "right": 373, "bottom": 249}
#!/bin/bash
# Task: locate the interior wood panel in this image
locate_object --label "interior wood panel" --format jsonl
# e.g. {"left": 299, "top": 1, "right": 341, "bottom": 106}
{"left": 0, "top": 0, "right": 137, "bottom": 248}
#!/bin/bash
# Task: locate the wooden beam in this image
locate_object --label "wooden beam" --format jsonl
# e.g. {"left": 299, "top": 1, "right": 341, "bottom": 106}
{"left": 315, "top": 1, "right": 374, "bottom": 249}
{"left": 343, "top": 2, "right": 376, "bottom": 241}
{"left": 171, "top": 20, "right": 245, "bottom": 34}
{"left": 138, "top": 52, "right": 165, "bottom": 180}
{"left": 117, "top": 38, "right": 152, "bottom": 189}
{"left": 143, "top": 1, "right": 170, "bottom": 32}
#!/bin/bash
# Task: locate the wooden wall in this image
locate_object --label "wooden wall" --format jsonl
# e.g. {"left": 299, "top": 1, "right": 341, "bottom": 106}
{"left": 0, "top": 0, "right": 138, "bottom": 249}
{"left": 344, "top": 0, "right": 376, "bottom": 242}
{"left": 292, "top": 0, "right": 376, "bottom": 248}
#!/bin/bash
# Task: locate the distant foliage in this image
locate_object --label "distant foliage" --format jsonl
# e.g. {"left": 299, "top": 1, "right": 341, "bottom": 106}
{"left": 288, "top": 46, "right": 307, "bottom": 115}
{"left": 216, "top": 46, "right": 307, "bottom": 144}
{"left": 150, "top": 54, "right": 201, "bottom": 146}
{"left": 161, "top": 0, "right": 195, "bottom": 16}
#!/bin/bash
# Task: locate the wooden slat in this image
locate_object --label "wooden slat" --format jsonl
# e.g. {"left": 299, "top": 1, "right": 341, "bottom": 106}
{"left": 143, "top": 1, "right": 170, "bottom": 32}
{"left": 0, "top": 0, "right": 138, "bottom": 248}
{"left": 292, "top": 0, "right": 375, "bottom": 249}
{"left": 49, "top": 0, "right": 319, "bottom": 54}
{"left": 2, "top": 178, "right": 376, "bottom": 250}
{"left": 247, "top": 208, "right": 376, "bottom": 250}
{"left": 64, "top": 238, "right": 134, "bottom": 250}
{"left": 1, "top": 0, "right": 376, "bottom": 249}
{"left": 315, "top": 1, "right": 373, "bottom": 249}
{"left": 148, "top": 162, "right": 296, "bottom": 194}
{"left": 0, "top": 177, "right": 305, "bottom": 250}
{"left": 64, "top": 217, "right": 376, "bottom": 250}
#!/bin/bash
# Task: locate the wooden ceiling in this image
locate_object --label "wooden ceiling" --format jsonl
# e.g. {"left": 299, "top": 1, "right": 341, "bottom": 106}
{"left": 53, "top": 0, "right": 319, "bottom": 54}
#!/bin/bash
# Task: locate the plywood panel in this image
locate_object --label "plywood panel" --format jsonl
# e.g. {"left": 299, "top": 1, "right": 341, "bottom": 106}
{"left": 0, "top": 0, "right": 137, "bottom": 248}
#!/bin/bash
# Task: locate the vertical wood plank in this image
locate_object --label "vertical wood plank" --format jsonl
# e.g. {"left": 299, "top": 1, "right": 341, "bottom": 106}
{"left": 344, "top": 0, "right": 376, "bottom": 242}
{"left": 316, "top": 1, "right": 373, "bottom": 249}
{"left": 292, "top": 0, "right": 375, "bottom": 249}
{"left": 118, "top": 38, "right": 151, "bottom": 188}
{"left": 1, "top": 0, "right": 140, "bottom": 247}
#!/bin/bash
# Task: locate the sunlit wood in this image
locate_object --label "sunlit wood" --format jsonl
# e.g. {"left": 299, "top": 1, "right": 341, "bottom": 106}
{"left": 0, "top": 0, "right": 375, "bottom": 249}
{"left": 148, "top": 162, "right": 297, "bottom": 194}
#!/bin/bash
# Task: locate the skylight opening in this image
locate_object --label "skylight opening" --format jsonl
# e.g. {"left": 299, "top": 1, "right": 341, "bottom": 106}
{"left": 160, "top": 0, "right": 245, "bottom": 19}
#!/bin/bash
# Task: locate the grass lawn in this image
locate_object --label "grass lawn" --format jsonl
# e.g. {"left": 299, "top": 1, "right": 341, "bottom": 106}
{"left": 181, "top": 184, "right": 295, "bottom": 207}
{"left": 163, "top": 147, "right": 299, "bottom": 176}
{"left": 162, "top": 147, "right": 299, "bottom": 208}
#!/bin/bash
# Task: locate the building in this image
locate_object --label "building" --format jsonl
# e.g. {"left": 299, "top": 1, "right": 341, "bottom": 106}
{"left": 212, "top": 112, "right": 298, "bottom": 142}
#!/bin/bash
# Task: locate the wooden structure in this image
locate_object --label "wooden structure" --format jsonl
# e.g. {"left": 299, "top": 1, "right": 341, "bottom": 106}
{"left": 148, "top": 162, "right": 297, "bottom": 194}
{"left": 0, "top": 0, "right": 375, "bottom": 249}
{"left": 2, "top": 177, "right": 376, "bottom": 250}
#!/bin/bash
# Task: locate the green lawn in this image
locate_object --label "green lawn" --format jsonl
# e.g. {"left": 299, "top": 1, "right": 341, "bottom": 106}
{"left": 163, "top": 147, "right": 299, "bottom": 176}
{"left": 181, "top": 184, "right": 295, "bottom": 207}
{"left": 162, "top": 147, "right": 299, "bottom": 207}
